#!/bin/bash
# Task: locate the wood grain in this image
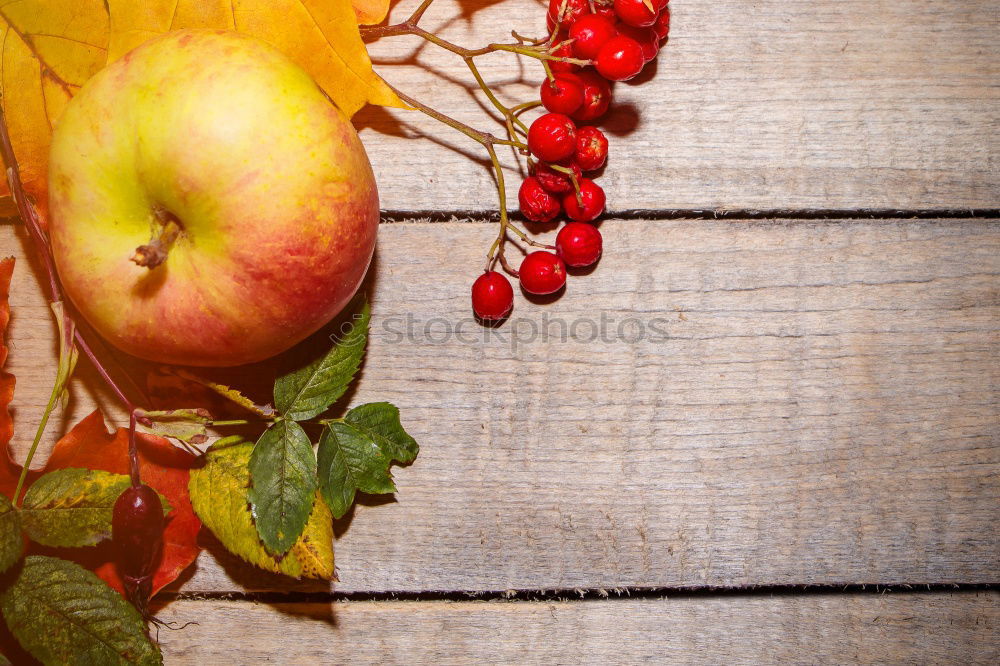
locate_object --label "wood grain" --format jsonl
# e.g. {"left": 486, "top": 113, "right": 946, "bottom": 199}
{"left": 3, "top": 218, "right": 997, "bottom": 593}
{"left": 154, "top": 592, "right": 999, "bottom": 664}
{"left": 358, "top": 0, "right": 999, "bottom": 211}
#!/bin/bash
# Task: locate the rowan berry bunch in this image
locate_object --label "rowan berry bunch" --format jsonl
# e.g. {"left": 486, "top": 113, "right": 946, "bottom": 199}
{"left": 364, "top": 0, "right": 671, "bottom": 321}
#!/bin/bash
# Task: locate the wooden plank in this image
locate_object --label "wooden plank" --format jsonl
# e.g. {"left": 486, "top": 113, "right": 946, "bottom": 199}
{"left": 1, "top": 218, "right": 998, "bottom": 593}
{"left": 359, "top": 0, "right": 999, "bottom": 211}
{"left": 154, "top": 592, "right": 999, "bottom": 664}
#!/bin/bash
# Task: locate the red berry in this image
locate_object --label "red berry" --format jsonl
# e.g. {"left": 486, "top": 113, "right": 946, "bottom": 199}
{"left": 540, "top": 76, "right": 584, "bottom": 115}
{"left": 614, "top": 0, "right": 658, "bottom": 28}
{"left": 548, "top": 0, "right": 590, "bottom": 31}
{"left": 548, "top": 40, "right": 580, "bottom": 74}
{"left": 569, "top": 69, "right": 612, "bottom": 122}
{"left": 653, "top": 8, "right": 670, "bottom": 40}
{"left": 563, "top": 178, "right": 606, "bottom": 222}
{"left": 518, "top": 177, "right": 561, "bottom": 222}
{"left": 112, "top": 484, "right": 165, "bottom": 598}
{"left": 569, "top": 14, "right": 618, "bottom": 61}
{"left": 527, "top": 112, "right": 577, "bottom": 163}
{"left": 616, "top": 24, "right": 659, "bottom": 62}
{"left": 519, "top": 251, "right": 567, "bottom": 295}
{"left": 472, "top": 271, "right": 514, "bottom": 320}
{"left": 556, "top": 222, "right": 603, "bottom": 267}
{"left": 593, "top": 5, "right": 617, "bottom": 20}
{"left": 574, "top": 126, "right": 609, "bottom": 171}
{"left": 595, "top": 35, "right": 645, "bottom": 81}
{"left": 532, "top": 160, "right": 582, "bottom": 194}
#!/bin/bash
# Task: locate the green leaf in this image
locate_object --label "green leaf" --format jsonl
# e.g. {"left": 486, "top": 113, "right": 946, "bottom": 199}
{"left": 0, "top": 555, "right": 161, "bottom": 665}
{"left": 248, "top": 420, "right": 317, "bottom": 555}
{"left": 318, "top": 402, "right": 419, "bottom": 519}
{"left": 134, "top": 407, "right": 211, "bottom": 447}
{"left": 274, "top": 299, "right": 370, "bottom": 421}
{"left": 0, "top": 493, "right": 22, "bottom": 574}
{"left": 344, "top": 402, "right": 420, "bottom": 463}
{"left": 21, "top": 469, "right": 170, "bottom": 548}
{"left": 189, "top": 437, "right": 335, "bottom": 579}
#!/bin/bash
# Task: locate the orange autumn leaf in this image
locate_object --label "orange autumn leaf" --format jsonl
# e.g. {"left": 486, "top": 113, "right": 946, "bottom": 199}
{"left": 353, "top": 0, "right": 391, "bottom": 25}
{"left": 0, "top": 257, "right": 200, "bottom": 598}
{"left": 106, "top": 0, "right": 402, "bottom": 118}
{"left": 0, "top": 0, "right": 109, "bottom": 214}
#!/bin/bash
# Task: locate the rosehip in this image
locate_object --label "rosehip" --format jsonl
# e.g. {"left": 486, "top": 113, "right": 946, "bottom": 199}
{"left": 548, "top": 40, "right": 580, "bottom": 74}
{"left": 569, "top": 14, "right": 618, "bottom": 60}
{"left": 616, "top": 24, "right": 659, "bottom": 62}
{"left": 563, "top": 177, "right": 606, "bottom": 222}
{"left": 112, "top": 484, "right": 165, "bottom": 604}
{"left": 527, "top": 113, "right": 577, "bottom": 163}
{"left": 570, "top": 70, "right": 612, "bottom": 122}
{"left": 614, "top": 0, "right": 658, "bottom": 28}
{"left": 595, "top": 35, "right": 645, "bottom": 81}
{"left": 532, "top": 160, "right": 582, "bottom": 194}
{"left": 547, "top": 0, "right": 590, "bottom": 31}
{"left": 472, "top": 271, "right": 514, "bottom": 320}
{"left": 540, "top": 76, "right": 584, "bottom": 115}
{"left": 574, "top": 126, "right": 609, "bottom": 171}
{"left": 653, "top": 8, "right": 671, "bottom": 40}
{"left": 556, "top": 222, "right": 603, "bottom": 267}
{"left": 519, "top": 251, "right": 567, "bottom": 295}
{"left": 519, "top": 176, "right": 561, "bottom": 222}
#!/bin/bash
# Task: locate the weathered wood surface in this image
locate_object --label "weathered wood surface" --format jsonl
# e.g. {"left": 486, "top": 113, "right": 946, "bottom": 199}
{"left": 154, "top": 592, "right": 999, "bottom": 664}
{"left": 3, "top": 218, "right": 997, "bottom": 593}
{"left": 358, "top": 0, "right": 999, "bottom": 211}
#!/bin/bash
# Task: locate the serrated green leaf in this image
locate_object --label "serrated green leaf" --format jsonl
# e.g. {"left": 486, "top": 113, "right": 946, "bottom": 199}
{"left": 344, "top": 402, "right": 420, "bottom": 463}
{"left": 248, "top": 420, "right": 317, "bottom": 555}
{"left": 274, "top": 300, "right": 370, "bottom": 421}
{"left": 0, "top": 493, "right": 22, "bottom": 574}
{"left": 21, "top": 469, "right": 170, "bottom": 548}
{"left": 189, "top": 437, "right": 334, "bottom": 579}
{"left": 317, "top": 402, "right": 419, "bottom": 519}
{"left": 134, "top": 407, "right": 211, "bottom": 447}
{"left": 1, "top": 555, "right": 161, "bottom": 665}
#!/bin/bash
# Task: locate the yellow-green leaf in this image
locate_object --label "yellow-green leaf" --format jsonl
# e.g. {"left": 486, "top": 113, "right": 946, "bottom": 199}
{"left": 0, "top": 493, "right": 22, "bottom": 573}
{"left": 106, "top": 0, "right": 401, "bottom": 118}
{"left": 189, "top": 437, "right": 334, "bottom": 580}
{"left": 169, "top": 368, "right": 275, "bottom": 417}
{"left": 21, "top": 468, "right": 170, "bottom": 548}
{"left": 0, "top": 0, "right": 109, "bottom": 206}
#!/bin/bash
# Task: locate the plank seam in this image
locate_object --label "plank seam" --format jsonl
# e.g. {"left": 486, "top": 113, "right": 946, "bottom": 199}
{"left": 379, "top": 209, "right": 1000, "bottom": 222}
{"left": 162, "top": 583, "right": 999, "bottom": 604}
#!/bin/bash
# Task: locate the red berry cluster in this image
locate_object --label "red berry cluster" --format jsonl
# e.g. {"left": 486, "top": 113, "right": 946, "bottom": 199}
{"left": 472, "top": 0, "right": 670, "bottom": 321}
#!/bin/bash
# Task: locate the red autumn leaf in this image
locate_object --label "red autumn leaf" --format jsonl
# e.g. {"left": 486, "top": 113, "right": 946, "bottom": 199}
{"left": 0, "top": 256, "right": 201, "bottom": 597}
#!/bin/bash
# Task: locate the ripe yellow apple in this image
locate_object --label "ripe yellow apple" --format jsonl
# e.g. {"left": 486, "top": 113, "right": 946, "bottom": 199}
{"left": 48, "top": 29, "right": 378, "bottom": 366}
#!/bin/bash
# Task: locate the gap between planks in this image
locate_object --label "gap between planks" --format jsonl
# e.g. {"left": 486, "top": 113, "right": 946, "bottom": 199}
{"left": 377, "top": 209, "right": 1000, "bottom": 223}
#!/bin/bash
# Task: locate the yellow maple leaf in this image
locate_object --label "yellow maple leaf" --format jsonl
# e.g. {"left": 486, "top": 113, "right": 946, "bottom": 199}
{"left": 352, "top": 0, "right": 390, "bottom": 25}
{"left": 0, "top": 0, "right": 109, "bottom": 211}
{"left": 106, "top": 0, "right": 401, "bottom": 118}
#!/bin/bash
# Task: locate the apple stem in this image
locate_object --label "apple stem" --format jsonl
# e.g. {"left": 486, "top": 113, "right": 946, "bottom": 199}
{"left": 0, "top": 104, "right": 144, "bottom": 490}
{"left": 131, "top": 215, "right": 181, "bottom": 269}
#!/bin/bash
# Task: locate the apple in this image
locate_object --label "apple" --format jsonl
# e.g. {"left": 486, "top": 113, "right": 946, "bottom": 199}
{"left": 47, "top": 29, "right": 379, "bottom": 366}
